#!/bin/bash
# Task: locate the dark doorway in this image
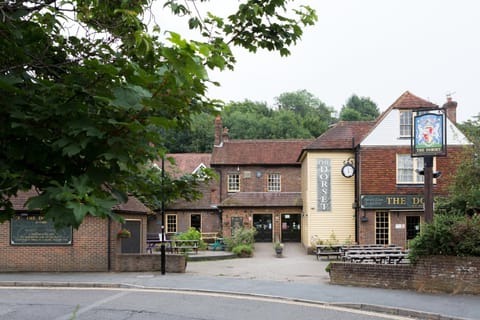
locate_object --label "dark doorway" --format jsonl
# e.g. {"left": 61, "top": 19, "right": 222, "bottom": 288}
{"left": 191, "top": 214, "right": 201, "bottom": 231}
{"left": 253, "top": 214, "right": 272, "bottom": 242}
{"left": 281, "top": 214, "right": 301, "bottom": 242}
{"left": 121, "top": 220, "right": 141, "bottom": 253}
{"left": 406, "top": 215, "right": 421, "bottom": 241}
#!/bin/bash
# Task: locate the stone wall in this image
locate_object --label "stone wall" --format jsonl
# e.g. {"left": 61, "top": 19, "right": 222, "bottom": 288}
{"left": 115, "top": 254, "right": 187, "bottom": 273}
{"left": 329, "top": 256, "right": 480, "bottom": 295}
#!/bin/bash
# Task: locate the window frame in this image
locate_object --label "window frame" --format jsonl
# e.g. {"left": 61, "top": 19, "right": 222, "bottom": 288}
{"left": 267, "top": 173, "right": 281, "bottom": 192}
{"left": 166, "top": 214, "right": 177, "bottom": 234}
{"left": 399, "top": 110, "right": 413, "bottom": 138}
{"left": 375, "top": 211, "right": 390, "bottom": 245}
{"left": 227, "top": 173, "right": 240, "bottom": 192}
{"left": 396, "top": 154, "right": 437, "bottom": 185}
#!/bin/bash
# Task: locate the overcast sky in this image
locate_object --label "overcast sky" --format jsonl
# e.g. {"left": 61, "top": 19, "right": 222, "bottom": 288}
{"left": 159, "top": 1, "right": 480, "bottom": 123}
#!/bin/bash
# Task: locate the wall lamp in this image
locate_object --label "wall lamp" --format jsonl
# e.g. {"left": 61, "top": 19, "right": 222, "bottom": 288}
{"left": 415, "top": 169, "right": 442, "bottom": 179}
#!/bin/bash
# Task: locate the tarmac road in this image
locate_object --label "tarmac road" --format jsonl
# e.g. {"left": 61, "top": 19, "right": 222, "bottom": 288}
{"left": 0, "top": 243, "right": 478, "bottom": 319}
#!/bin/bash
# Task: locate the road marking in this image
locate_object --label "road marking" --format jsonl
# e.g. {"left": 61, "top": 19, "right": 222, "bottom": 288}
{"left": 2, "top": 286, "right": 416, "bottom": 319}
{"left": 51, "top": 290, "right": 130, "bottom": 320}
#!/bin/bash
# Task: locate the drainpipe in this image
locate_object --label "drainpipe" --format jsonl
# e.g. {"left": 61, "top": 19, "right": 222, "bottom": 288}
{"left": 107, "top": 216, "right": 111, "bottom": 271}
{"left": 353, "top": 139, "right": 360, "bottom": 244}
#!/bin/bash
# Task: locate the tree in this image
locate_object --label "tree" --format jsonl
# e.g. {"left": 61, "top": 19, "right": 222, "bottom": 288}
{"left": 275, "top": 90, "right": 335, "bottom": 137}
{"left": 0, "top": 0, "right": 317, "bottom": 228}
{"left": 339, "top": 94, "right": 379, "bottom": 121}
{"left": 436, "top": 116, "right": 480, "bottom": 216}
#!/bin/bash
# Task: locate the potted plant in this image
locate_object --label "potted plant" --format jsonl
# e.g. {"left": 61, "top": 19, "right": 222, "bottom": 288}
{"left": 273, "top": 241, "right": 283, "bottom": 256}
{"left": 117, "top": 228, "right": 131, "bottom": 239}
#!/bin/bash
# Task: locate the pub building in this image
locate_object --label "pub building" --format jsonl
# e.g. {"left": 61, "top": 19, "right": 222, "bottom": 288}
{"left": 299, "top": 91, "right": 471, "bottom": 249}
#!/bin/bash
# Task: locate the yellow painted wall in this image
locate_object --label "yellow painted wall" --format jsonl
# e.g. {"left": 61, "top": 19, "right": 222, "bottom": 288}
{"left": 301, "top": 151, "right": 356, "bottom": 249}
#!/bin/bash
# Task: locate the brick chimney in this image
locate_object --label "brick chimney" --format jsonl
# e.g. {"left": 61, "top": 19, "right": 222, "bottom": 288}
{"left": 214, "top": 115, "right": 223, "bottom": 146}
{"left": 443, "top": 95, "right": 457, "bottom": 124}
{"left": 222, "top": 127, "right": 229, "bottom": 143}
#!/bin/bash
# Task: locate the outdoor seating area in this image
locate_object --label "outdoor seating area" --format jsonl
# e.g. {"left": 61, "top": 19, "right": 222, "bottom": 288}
{"left": 316, "top": 244, "right": 409, "bottom": 264}
{"left": 146, "top": 234, "right": 199, "bottom": 254}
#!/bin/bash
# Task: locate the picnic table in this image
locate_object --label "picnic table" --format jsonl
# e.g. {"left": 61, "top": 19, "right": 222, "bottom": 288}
{"left": 342, "top": 246, "right": 408, "bottom": 264}
{"left": 146, "top": 239, "right": 199, "bottom": 254}
{"left": 315, "top": 245, "right": 343, "bottom": 260}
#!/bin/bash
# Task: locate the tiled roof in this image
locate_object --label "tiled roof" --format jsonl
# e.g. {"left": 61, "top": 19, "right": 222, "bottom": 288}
{"left": 220, "top": 192, "right": 302, "bottom": 207}
{"left": 303, "top": 121, "right": 375, "bottom": 151}
{"left": 211, "top": 139, "right": 314, "bottom": 165}
{"left": 390, "top": 91, "right": 438, "bottom": 110}
{"left": 7, "top": 189, "right": 148, "bottom": 213}
{"left": 167, "top": 182, "right": 216, "bottom": 210}
{"left": 154, "top": 153, "right": 211, "bottom": 178}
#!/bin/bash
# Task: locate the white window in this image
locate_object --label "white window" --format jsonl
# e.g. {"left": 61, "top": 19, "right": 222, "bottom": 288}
{"left": 166, "top": 214, "right": 177, "bottom": 233}
{"left": 397, "top": 154, "right": 425, "bottom": 184}
{"left": 227, "top": 173, "right": 240, "bottom": 192}
{"left": 399, "top": 110, "right": 412, "bottom": 137}
{"left": 375, "top": 211, "right": 389, "bottom": 245}
{"left": 267, "top": 173, "right": 281, "bottom": 192}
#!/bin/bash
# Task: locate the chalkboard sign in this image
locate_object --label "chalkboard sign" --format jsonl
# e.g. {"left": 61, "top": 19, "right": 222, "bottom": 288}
{"left": 10, "top": 213, "right": 72, "bottom": 245}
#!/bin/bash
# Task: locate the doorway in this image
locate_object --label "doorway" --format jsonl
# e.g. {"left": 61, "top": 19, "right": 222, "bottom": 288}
{"left": 191, "top": 214, "right": 201, "bottom": 231}
{"left": 281, "top": 214, "right": 301, "bottom": 242}
{"left": 406, "top": 215, "right": 421, "bottom": 241}
{"left": 121, "top": 220, "right": 141, "bottom": 253}
{"left": 253, "top": 214, "right": 273, "bottom": 242}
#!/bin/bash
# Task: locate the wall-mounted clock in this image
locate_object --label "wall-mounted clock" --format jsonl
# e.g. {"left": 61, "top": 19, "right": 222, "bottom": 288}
{"left": 341, "top": 162, "right": 355, "bottom": 178}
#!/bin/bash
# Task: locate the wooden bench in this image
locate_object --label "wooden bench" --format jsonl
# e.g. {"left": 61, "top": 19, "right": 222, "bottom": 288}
{"left": 201, "top": 232, "right": 218, "bottom": 243}
{"left": 316, "top": 245, "right": 342, "bottom": 260}
{"left": 342, "top": 246, "right": 408, "bottom": 264}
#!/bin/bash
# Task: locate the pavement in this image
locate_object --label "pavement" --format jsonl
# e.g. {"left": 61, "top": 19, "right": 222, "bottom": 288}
{"left": 0, "top": 243, "right": 478, "bottom": 320}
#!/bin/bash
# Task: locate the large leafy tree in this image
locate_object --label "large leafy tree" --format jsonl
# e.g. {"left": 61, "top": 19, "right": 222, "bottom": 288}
{"left": 0, "top": 0, "right": 317, "bottom": 228}
{"left": 339, "top": 94, "right": 379, "bottom": 121}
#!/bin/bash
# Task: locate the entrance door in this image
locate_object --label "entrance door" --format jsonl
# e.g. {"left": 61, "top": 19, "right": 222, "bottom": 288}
{"left": 406, "top": 216, "right": 420, "bottom": 241}
{"left": 121, "top": 220, "right": 141, "bottom": 253}
{"left": 281, "top": 214, "right": 301, "bottom": 242}
{"left": 253, "top": 214, "right": 272, "bottom": 242}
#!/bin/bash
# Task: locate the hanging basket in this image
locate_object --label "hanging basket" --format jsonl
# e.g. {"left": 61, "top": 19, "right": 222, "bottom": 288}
{"left": 117, "top": 229, "right": 131, "bottom": 238}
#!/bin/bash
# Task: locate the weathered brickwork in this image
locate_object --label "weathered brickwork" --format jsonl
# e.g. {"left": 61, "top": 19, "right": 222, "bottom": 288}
{"left": 115, "top": 253, "right": 186, "bottom": 273}
{"left": 0, "top": 215, "right": 145, "bottom": 272}
{"left": 215, "top": 165, "right": 302, "bottom": 201}
{"left": 330, "top": 256, "right": 480, "bottom": 295}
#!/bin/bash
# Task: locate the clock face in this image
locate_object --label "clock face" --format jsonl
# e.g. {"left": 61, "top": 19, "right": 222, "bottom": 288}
{"left": 341, "top": 163, "right": 355, "bottom": 178}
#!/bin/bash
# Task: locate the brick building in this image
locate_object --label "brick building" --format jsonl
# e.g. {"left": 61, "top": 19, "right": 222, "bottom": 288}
{"left": 299, "top": 91, "right": 471, "bottom": 249}
{"left": 0, "top": 189, "right": 149, "bottom": 272}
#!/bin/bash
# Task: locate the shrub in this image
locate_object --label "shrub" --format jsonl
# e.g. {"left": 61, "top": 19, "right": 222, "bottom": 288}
{"left": 224, "top": 227, "right": 256, "bottom": 251}
{"left": 408, "top": 213, "right": 480, "bottom": 263}
{"left": 232, "top": 244, "right": 254, "bottom": 257}
{"left": 173, "top": 227, "right": 206, "bottom": 249}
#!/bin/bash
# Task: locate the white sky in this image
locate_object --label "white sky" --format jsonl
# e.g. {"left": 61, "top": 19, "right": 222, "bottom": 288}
{"left": 157, "top": 1, "right": 480, "bottom": 123}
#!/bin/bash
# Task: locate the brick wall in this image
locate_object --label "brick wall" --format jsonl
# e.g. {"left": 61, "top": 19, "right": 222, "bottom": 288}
{"left": 215, "top": 165, "right": 301, "bottom": 202}
{"left": 360, "top": 146, "right": 468, "bottom": 195}
{"left": 0, "top": 214, "right": 147, "bottom": 272}
{"left": 115, "top": 253, "right": 186, "bottom": 273}
{"left": 330, "top": 256, "right": 480, "bottom": 295}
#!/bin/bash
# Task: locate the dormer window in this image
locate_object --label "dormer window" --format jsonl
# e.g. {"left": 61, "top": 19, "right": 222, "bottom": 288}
{"left": 193, "top": 163, "right": 207, "bottom": 180}
{"left": 399, "top": 110, "right": 412, "bottom": 137}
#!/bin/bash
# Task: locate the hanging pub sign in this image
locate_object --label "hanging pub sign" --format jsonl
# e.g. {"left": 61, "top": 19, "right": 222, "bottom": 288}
{"left": 411, "top": 111, "right": 447, "bottom": 157}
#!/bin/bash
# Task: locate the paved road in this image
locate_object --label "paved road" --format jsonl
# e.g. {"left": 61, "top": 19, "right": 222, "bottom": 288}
{"left": 0, "top": 243, "right": 478, "bottom": 320}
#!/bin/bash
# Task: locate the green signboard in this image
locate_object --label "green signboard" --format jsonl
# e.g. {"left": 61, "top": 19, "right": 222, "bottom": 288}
{"left": 10, "top": 213, "right": 72, "bottom": 245}
{"left": 360, "top": 195, "right": 424, "bottom": 210}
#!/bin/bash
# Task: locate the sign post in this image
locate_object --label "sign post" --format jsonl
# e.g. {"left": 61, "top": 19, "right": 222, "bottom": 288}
{"left": 411, "top": 111, "right": 447, "bottom": 223}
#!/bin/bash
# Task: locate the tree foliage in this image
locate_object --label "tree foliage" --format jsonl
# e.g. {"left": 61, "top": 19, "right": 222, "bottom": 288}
{"left": 0, "top": 0, "right": 317, "bottom": 228}
{"left": 339, "top": 94, "right": 379, "bottom": 121}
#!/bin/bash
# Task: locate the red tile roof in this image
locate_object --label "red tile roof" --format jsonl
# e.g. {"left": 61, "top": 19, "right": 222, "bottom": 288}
{"left": 154, "top": 153, "right": 211, "bottom": 178}
{"left": 303, "top": 121, "right": 375, "bottom": 151}
{"left": 220, "top": 192, "right": 302, "bottom": 207}
{"left": 390, "top": 91, "right": 438, "bottom": 110}
{"left": 7, "top": 189, "right": 148, "bottom": 213}
{"left": 211, "top": 139, "right": 314, "bottom": 165}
